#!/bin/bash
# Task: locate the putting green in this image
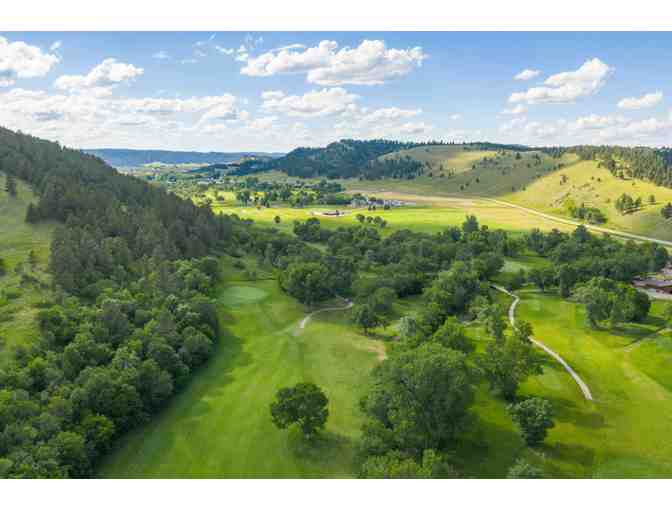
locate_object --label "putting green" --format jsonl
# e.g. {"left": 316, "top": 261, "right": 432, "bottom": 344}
{"left": 218, "top": 285, "right": 269, "bottom": 306}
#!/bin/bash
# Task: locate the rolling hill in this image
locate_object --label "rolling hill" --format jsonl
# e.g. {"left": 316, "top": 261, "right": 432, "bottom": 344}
{"left": 84, "top": 148, "right": 284, "bottom": 168}
{"left": 503, "top": 159, "right": 672, "bottom": 241}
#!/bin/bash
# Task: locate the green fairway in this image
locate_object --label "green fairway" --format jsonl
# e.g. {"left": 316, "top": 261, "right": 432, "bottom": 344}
{"left": 514, "top": 290, "right": 672, "bottom": 477}
{"left": 0, "top": 172, "right": 54, "bottom": 365}
{"left": 97, "top": 262, "right": 385, "bottom": 478}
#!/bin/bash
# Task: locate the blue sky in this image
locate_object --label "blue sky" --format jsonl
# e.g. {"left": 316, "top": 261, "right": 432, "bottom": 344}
{"left": 1, "top": 32, "right": 671, "bottom": 151}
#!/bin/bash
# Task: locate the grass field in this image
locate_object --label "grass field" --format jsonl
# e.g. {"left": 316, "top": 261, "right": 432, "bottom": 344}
{"left": 98, "top": 258, "right": 385, "bottom": 477}
{"left": 211, "top": 196, "right": 575, "bottom": 237}
{"left": 0, "top": 172, "right": 54, "bottom": 365}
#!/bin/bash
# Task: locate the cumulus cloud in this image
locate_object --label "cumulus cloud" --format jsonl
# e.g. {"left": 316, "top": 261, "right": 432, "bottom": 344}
{"left": 241, "top": 39, "right": 427, "bottom": 86}
{"left": 514, "top": 69, "right": 540, "bottom": 81}
{"left": 0, "top": 36, "right": 60, "bottom": 87}
{"left": 50, "top": 41, "right": 62, "bottom": 52}
{"left": 0, "top": 85, "right": 282, "bottom": 150}
{"left": 568, "top": 114, "right": 628, "bottom": 131}
{"left": 597, "top": 117, "right": 672, "bottom": 141}
{"left": 617, "top": 91, "right": 663, "bottom": 110}
{"left": 333, "top": 104, "right": 428, "bottom": 140}
{"left": 54, "top": 58, "right": 144, "bottom": 92}
{"left": 397, "top": 122, "right": 431, "bottom": 135}
{"left": 509, "top": 58, "right": 613, "bottom": 104}
{"left": 261, "top": 87, "right": 359, "bottom": 118}
{"left": 501, "top": 104, "right": 528, "bottom": 115}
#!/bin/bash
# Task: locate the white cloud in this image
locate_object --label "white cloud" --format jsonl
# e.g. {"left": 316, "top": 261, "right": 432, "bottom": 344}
{"left": 617, "top": 91, "right": 663, "bottom": 110}
{"left": 152, "top": 51, "right": 171, "bottom": 60}
{"left": 568, "top": 114, "right": 628, "bottom": 131}
{"left": 50, "top": 41, "right": 62, "bottom": 52}
{"left": 499, "top": 117, "right": 527, "bottom": 133}
{"left": 358, "top": 107, "right": 422, "bottom": 124}
{"left": 333, "top": 104, "right": 428, "bottom": 140}
{"left": 501, "top": 104, "right": 528, "bottom": 115}
{"left": 514, "top": 69, "right": 540, "bottom": 81}
{"left": 0, "top": 85, "right": 286, "bottom": 150}
{"left": 397, "top": 122, "right": 430, "bottom": 135}
{"left": 241, "top": 39, "right": 427, "bottom": 86}
{"left": 180, "top": 58, "right": 198, "bottom": 65}
{"left": 215, "top": 46, "right": 235, "bottom": 56}
{"left": 0, "top": 36, "right": 60, "bottom": 87}
{"left": 450, "top": 113, "right": 462, "bottom": 121}
{"left": 509, "top": 58, "right": 613, "bottom": 104}
{"left": 261, "top": 87, "right": 359, "bottom": 118}
{"left": 54, "top": 58, "right": 144, "bottom": 92}
{"left": 261, "top": 90, "right": 285, "bottom": 101}
{"left": 598, "top": 117, "right": 672, "bottom": 141}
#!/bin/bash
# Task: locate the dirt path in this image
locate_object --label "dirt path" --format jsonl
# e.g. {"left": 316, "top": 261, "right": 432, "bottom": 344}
{"left": 492, "top": 285, "right": 594, "bottom": 401}
{"left": 299, "top": 299, "right": 353, "bottom": 329}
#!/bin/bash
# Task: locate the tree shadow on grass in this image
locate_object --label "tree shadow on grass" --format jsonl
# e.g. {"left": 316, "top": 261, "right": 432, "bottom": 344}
{"left": 519, "top": 392, "right": 605, "bottom": 431}
{"left": 538, "top": 441, "right": 596, "bottom": 478}
{"left": 286, "top": 427, "right": 355, "bottom": 472}
{"left": 453, "top": 415, "right": 526, "bottom": 478}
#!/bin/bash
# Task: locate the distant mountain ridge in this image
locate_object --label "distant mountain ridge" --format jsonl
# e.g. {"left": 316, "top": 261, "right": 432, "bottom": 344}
{"left": 84, "top": 148, "right": 285, "bottom": 167}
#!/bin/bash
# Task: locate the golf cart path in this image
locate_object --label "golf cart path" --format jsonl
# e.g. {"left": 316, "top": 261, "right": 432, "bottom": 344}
{"left": 493, "top": 285, "right": 594, "bottom": 401}
{"left": 299, "top": 299, "right": 353, "bottom": 329}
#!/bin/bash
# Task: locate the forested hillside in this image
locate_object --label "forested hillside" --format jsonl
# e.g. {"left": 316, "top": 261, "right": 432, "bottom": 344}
{"left": 251, "top": 140, "right": 539, "bottom": 180}
{"left": 0, "top": 127, "right": 302, "bottom": 478}
{"left": 260, "top": 139, "right": 428, "bottom": 179}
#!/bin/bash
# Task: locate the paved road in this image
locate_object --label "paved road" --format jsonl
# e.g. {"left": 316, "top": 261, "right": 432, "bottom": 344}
{"left": 481, "top": 197, "right": 672, "bottom": 248}
{"left": 299, "top": 299, "right": 353, "bottom": 329}
{"left": 493, "top": 285, "right": 594, "bottom": 401}
{"left": 354, "top": 188, "right": 672, "bottom": 248}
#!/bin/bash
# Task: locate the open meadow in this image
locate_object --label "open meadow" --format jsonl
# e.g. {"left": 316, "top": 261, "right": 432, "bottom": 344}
{"left": 0, "top": 172, "right": 54, "bottom": 365}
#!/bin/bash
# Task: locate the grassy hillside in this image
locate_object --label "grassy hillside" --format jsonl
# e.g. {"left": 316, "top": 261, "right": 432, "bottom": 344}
{"left": 379, "top": 145, "right": 495, "bottom": 175}
{"left": 0, "top": 172, "right": 54, "bottom": 365}
{"left": 503, "top": 159, "right": 672, "bottom": 241}
{"left": 345, "top": 149, "right": 577, "bottom": 197}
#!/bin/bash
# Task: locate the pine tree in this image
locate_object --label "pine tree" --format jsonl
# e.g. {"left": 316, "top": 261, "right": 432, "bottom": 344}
{"left": 25, "top": 203, "right": 39, "bottom": 223}
{"left": 5, "top": 174, "right": 17, "bottom": 197}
